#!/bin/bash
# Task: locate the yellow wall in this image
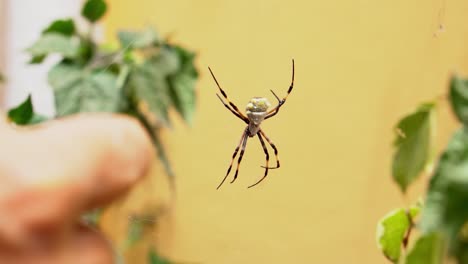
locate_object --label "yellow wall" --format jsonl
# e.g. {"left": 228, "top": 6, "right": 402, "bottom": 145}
{"left": 102, "top": 0, "right": 468, "bottom": 263}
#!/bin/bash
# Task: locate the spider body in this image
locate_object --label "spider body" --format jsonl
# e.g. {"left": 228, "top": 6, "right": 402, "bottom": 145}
{"left": 246, "top": 97, "right": 271, "bottom": 136}
{"left": 209, "top": 60, "right": 294, "bottom": 189}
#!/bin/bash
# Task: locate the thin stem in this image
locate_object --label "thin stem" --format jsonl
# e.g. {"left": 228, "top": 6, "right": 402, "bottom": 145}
{"left": 399, "top": 208, "right": 415, "bottom": 264}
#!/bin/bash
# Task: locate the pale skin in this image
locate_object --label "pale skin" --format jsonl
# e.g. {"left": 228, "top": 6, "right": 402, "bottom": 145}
{"left": 0, "top": 113, "right": 154, "bottom": 264}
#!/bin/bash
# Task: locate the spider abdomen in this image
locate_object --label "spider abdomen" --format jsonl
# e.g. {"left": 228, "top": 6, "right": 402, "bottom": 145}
{"left": 247, "top": 112, "right": 265, "bottom": 136}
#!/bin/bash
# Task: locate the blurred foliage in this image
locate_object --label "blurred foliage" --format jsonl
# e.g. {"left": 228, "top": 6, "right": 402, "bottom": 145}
{"left": 6, "top": 0, "right": 197, "bottom": 263}
{"left": 148, "top": 248, "right": 172, "bottom": 264}
{"left": 125, "top": 218, "right": 145, "bottom": 249}
{"left": 377, "top": 208, "right": 413, "bottom": 262}
{"left": 82, "top": 0, "right": 107, "bottom": 23}
{"left": 405, "top": 233, "right": 444, "bottom": 264}
{"left": 450, "top": 76, "right": 468, "bottom": 126}
{"left": 7, "top": 94, "right": 48, "bottom": 125}
{"left": 392, "top": 102, "right": 436, "bottom": 193}
{"left": 377, "top": 203, "right": 421, "bottom": 262}
{"left": 377, "top": 74, "right": 468, "bottom": 263}
{"left": 15, "top": 0, "right": 198, "bottom": 185}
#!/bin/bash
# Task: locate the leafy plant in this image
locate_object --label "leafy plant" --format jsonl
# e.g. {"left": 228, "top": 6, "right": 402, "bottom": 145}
{"left": 7, "top": 0, "right": 197, "bottom": 263}
{"left": 11, "top": 0, "right": 198, "bottom": 186}
{"left": 376, "top": 74, "right": 468, "bottom": 263}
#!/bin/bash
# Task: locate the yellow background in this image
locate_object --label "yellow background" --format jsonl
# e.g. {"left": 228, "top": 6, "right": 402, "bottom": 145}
{"left": 102, "top": 0, "right": 468, "bottom": 263}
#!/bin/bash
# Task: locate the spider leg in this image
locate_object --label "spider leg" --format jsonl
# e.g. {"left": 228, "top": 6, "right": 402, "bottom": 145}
{"left": 259, "top": 129, "right": 280, "bottom": 169}
{"left": 217, "top": 127, "right": 248, "bottom": 189}
{"left": 265, "top": 59, "right": 295, "bottom": 120}
{"left": 248, "top": 133, "right": 270, "bottom": 188}
{"left": 216, "top": 94, "right": 248, "bottom": 124}
{"left": 208, "top": 67, "right": 249, "bottom": 122}
{"left": 270, "top": 89, "right": 281, "bottom": 103}
{"left": 230, "top": 129, "right": 250, "bottom": 184}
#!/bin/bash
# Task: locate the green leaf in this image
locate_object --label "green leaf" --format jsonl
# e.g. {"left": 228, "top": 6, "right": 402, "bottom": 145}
{"left": 0, "top": 72, "right": 4, "bottom": 83}
{"left": 148, "top": 248, "right": 171, "bottom": 264}
{"left": 8, "top": 95, "right": 33, "bottom": 125}
{"left": 376, "top": 208, "right": 411, "bottom": 263}
{"left": 168, "top": 46, "right": 198, "bottom": 125}
{"left": 148, "top": 125, "right": 174, "bottom": 184}
{"left": 128, "top": 44, "right": 198, "bottom": 125}
{"left": 146, "top": 46, "right": 180, "bottom": 76}
{"left": 450, "top": 75, "right": 468, "bottom": 126}
{"left": 130, "top": 109, "right": 175, "bottom": 186}
{"left": 420, "top": 128, "right": 468, "bottom": 256}
{"left": 48, "top": 63, "right": 123, "bottom": 116}
{"left": 127, "top": 63, "right": 171, "bottom": 126}
{"left": 29, "top": 55, "right": 46, "bottom": 64}
{"left": 82, "top": 0, "right": 107, "bottom": 23}
{"left": 405, "top": 233, "right": 444, "bottom": 264}
{"left": 27, "top": 33, "right": 80, "bottom": 59}
{"left": 43, "top": 19, "right": 76, "bottom": 36}
{"left": 392, "top": 102, "right": 436, "bottom": 193}
{"left": 8, "top": 95, "right": 48, "bottom": 125}
{"left": 117, "top": 27, "right": 161, "bottom": 49}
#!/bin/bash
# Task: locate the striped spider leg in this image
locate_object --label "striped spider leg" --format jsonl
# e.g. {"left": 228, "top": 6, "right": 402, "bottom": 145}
{"left": 265, "top": 59, "right": 295, "bottom": 120}
{"left": 209, "top": 59, "right": 295, "bottom": 189}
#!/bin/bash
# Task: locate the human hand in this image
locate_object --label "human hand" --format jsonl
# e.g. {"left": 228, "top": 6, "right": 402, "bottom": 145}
{"left": 0, "top": 113, "right": 154, "bottom": 264}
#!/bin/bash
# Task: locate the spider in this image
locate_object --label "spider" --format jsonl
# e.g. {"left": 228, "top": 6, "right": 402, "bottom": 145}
{"left": 208, "top": 59, "right": 295, "bottom": 189}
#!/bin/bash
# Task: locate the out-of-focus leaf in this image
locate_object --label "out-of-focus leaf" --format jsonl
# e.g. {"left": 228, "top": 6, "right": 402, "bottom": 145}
{"left": 28, "top": 114, "right": 49, "bottom": 124}
{"left": 454, "top": 233, "right": 468, "bottom": 264}
{"left": 376, "top": 208, "right": 412, "bottom": 263}
{"left": 43, "top": 19, "right": 76, "bottom": 36}
{"left": 8, "top": 95, "right": 48, "bottom": 125}
{"left": 77, "top": 37, "right": 95, "bottom": 64}
{"left": 127, "top": 63, "right": 171, "bottom": 126}
{"left": 168, "top": 46, "right": 198, "bottom": 125}
{"left": 420, "top": 128, "right": 468, "bottom": 242}
{"left": 377, "top": 200, "right": 422, "bottom": 264}
{"left": 127, "top": 45, "right": 189, "bottom": 127}
{"left": 129, "top": 109, "right": 174, "bottom": 186}
{"left": 48, "top": 62, "right": 123, "bottom": 116}
{"left": 392, "top": 102, "right": 436, "bottom": 193}
{"left": 8, "top": 95, "right": 33, "bottom": 124}
{"left": 0, "top": 72, "right": 4, "bottom": 83}
{"left": 147, "top": 46, "right": 180, "bottom": 76}
{"left": 125, "top": 219, "right": 143, "bottom": 248}
{"left": 118, "top": 27, "right": 161, "bottom": 49}
{"left": 450, "top": 75, "right": 468, "bottom": 126}
{"left": 405, "top": 233, "right": 444, "bottom": 264}
{"left": 149, "top": 126, "right": 174, "bottom": 185}
{"left": 148, "top": 248, "right": 172, "bottom": 264}
{"left": 82, "top": 0, "right": 107, "bottom": 23}
{"left": 27, "top": 33, "right": 80, "bottom": 60}
{"left": 29, "top": 55, "right": 46, "bottom": 64}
